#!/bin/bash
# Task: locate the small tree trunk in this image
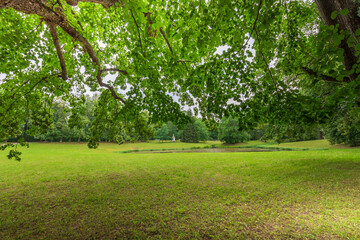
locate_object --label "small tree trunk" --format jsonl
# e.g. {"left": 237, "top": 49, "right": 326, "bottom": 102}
{"left": 69, "top": 137, "right": 71, "bottom": 143}
{"left": 78, "top": 136, "right": 80, "bottom": 143}
{"left": 60, "top": 137, "right": 62, "bottom": 143}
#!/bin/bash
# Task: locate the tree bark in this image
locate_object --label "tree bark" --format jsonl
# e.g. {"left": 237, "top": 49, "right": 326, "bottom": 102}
{"left": 315, "top": 0, "right": 360, "bottom": 81}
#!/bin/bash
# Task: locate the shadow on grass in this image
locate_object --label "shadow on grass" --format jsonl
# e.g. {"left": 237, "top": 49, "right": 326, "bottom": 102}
{"left": 1, "top": 156, "right": 359, "bottom": 239}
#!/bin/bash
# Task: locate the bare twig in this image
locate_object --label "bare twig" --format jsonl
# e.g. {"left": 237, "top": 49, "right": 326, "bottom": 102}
{"left": 159, "top": 27, "right": 174, "bottom": 56}
{"left": 241, "top": 0, "right": 263, "bottom": 50}
{"left": 77, "top": 20, "right": 84, "bottom": 31}
{"left": 130, "top": 9, "right": 144, "bottom": 55}
{"left": 181, "top": 62, "right": 189, "bottom": 71}
{"left": 29, "top": 19, "right": 44, "bottom": 34}
{"left": 254, "top": 27, "right": 277, "bottom": 88}
{"left": 1, "top": 75, "right": 53, "bottom": 121}
{"left": 56, "top": 0, "right": 63, "bottom": 8}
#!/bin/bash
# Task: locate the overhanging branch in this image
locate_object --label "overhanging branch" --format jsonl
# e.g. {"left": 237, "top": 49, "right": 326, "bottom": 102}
{"left": 301, "top": 67, "right": 350, "bottom": 83}
{"left": 46, "top": 5, "right": 127, "bottom": 104}
{"left": 48, "top": 23, "right": 68, "bottom": 80}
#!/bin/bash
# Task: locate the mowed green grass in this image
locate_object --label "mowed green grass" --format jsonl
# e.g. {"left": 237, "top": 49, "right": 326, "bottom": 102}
{"left": 1, "top": 140, "right": 360, "bottom": 239}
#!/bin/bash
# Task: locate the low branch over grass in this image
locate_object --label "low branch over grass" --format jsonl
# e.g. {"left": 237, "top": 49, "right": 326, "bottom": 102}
{"left": 48, "top": 23, "right": 68, "bottom": 80}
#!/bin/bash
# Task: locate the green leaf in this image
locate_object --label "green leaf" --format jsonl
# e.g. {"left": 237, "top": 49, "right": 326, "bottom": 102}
{"left": 347, "top": 36, "right": 355, "bottom": 47}
{"left": 331, "top": 11, "right": 338, "bottom": 20}
{"left": 355, "top": 43, "right": 360, "bottom": 51}
{"left": 340, "top": 8, "right": 349, "bottom": 16}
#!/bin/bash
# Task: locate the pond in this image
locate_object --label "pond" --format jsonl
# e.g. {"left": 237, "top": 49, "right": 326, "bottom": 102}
{"left": 132, "top": 147, "right": 296, "bottom": 153}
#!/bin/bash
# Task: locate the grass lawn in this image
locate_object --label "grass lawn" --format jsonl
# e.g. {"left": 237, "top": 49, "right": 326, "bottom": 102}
{"left": 1, "top": 140, "right": 360, "bottom": 239}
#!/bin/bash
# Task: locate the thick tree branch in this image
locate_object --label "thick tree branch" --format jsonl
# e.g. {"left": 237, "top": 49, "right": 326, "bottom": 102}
{"left": 0, "top": 0, "right": 118, "bottom": 11}
{"left": 64, "top": 0, "right": 118, "bottom": 8}
{"left": 48, "top": 23, "right": 68, "bottom": 80}
{"left": 49, "top": 10, "right": 127, "bottom": 104}
{"left": 301, "top": 67, "right": 350, "bottom": 83}
{"left": 8, "top": 0, "right": 128, "bottom": 104}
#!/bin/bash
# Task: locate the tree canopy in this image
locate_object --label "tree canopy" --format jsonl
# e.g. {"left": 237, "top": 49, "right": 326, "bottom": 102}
{"left": 1, "top": 0, "right": 360, "bottom": 153}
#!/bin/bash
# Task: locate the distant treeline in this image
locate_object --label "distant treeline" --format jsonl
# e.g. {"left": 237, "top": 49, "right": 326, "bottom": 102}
{"left": 4, "top": 97, "right": 324, "bottom": 145}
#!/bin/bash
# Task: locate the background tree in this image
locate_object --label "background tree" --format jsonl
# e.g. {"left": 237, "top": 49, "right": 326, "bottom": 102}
{"left": 323, "top": 105, "right": 360, "bottom": 146}
{"left": 155, "top": 124, "right": 170, "bottom": 142}
{"left": 155, "top": 122, "right": 182, "bottom": 141}
{"left": 261, "top": 124, "right": 321, "bottom": 144}
{"left": 182, "top": 118, "right": 209, "bottom": 143}
{"left": 124, "top": 111, "right": 156, "bottom": 142}
{"left": 36, "top": 101, "right": 70, "bottom": 142}
{"left": 218, "top": 117, "right": 250, "bottom": 144}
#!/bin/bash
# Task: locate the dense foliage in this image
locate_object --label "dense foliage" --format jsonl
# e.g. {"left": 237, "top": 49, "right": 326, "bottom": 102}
{"left": 182, "top": 119, "right": 209, "bottom": 143}
{"left": 323, "top": 105, "right": 360, "bottom": 146}
{"left": 218, "top": 117, "right": 250, "bottom": 144}
{"left": 261, "top": 124, "right": 322, "bottom": 144}
{"left": 155, "top": 122, "right": 182, "bottom": 141}
{"left": 7, "top": 96, "right": 156, "bottom": 144}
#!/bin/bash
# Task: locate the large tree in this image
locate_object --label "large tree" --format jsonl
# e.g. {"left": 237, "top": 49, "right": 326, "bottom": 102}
{"left": 1, "top": 0, "right": 360, "bottom": 154}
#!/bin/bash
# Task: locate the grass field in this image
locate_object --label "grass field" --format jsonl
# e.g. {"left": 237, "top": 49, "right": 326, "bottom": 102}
{"left": 1, "top": 140, "right": 360, "bottom": 239}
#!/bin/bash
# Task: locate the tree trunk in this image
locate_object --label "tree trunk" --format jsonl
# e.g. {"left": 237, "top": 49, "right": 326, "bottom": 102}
{"left": 69, "top": 137, "right": 71, "bottom": 143}
{"left": 60, "top": 137, "right": 62, "bottom": 143}
{"left": 78, "top": 136, "right": 81, "bottom": 143}
{"left": 315, "top": 0, "right": 360, "bottom": 81}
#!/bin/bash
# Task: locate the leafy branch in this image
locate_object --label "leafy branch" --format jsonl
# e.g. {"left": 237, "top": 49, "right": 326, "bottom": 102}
{"left": 254, "top": 27, "right": 277, "bottom": 88}
{"left": 300, "top": 67, "right": 351, "bottom": 83}
{"left": 130, "top": 9, "right": 144, "bottom": 56}
{"left": 159, "top": 27, "right": 174, "bottom": 56}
